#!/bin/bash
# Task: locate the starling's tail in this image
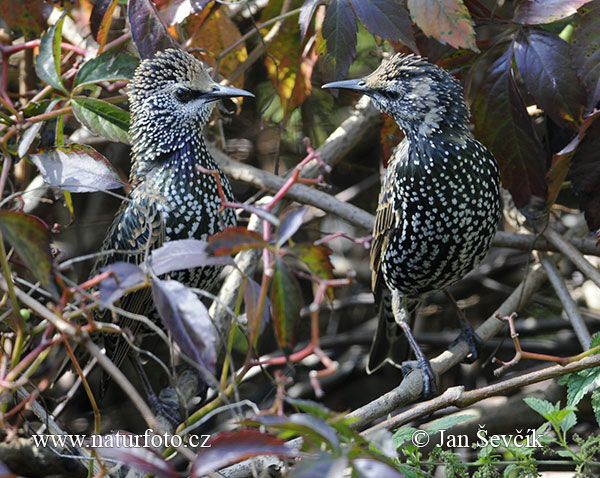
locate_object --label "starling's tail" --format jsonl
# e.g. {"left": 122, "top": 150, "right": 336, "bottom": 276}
{"left": 367, "top": 289, "right": 416, "bottom": 373}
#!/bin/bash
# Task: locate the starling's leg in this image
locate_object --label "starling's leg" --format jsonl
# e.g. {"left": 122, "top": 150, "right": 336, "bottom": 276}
{"left": 131, "top": 356, "right": 181, "bottom": 426}
{"left": 391, "top": 290, "right": 436, "bottom": 398}
{"left": 445, "top": 290, "right": 483, "bottom": 364}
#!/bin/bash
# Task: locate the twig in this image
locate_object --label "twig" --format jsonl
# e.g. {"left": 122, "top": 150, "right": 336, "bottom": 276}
{"left": 543, "top": 227, "right": 600, "bottom": 289}
{"left": 539, "top": 252, "right": 591, "bottom": 349}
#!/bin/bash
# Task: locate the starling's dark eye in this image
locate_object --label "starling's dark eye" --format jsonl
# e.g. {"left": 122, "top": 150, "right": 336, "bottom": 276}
{"left": 174, "top": 87, "right": 203, "bottom": 103}
{"left": 357, "top": 80, "right": 366, "bottom": 87}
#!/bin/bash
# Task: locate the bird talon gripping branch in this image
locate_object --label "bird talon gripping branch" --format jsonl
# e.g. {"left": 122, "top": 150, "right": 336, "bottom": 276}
{"left": 323, "top": 54, "right": 501, "bottom": 399}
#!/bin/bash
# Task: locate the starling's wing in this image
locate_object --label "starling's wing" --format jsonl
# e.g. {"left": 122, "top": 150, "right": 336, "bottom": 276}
{"left": 92, "top": 183, "right": 165, "bottom": 396}
{"left": 367, "top": 157, "right": 412, "bottom": 373}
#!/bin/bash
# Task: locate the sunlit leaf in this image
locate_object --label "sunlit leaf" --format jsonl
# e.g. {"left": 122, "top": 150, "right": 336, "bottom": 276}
{"left": 207, "top": 227, "right": 268, "bottom": 256}
{"left": 91, "top": 431, "right": 178, "bottom": 478}
{"left": 470, "top": 44, "right": 547, "bottom": 209}
{"left": 351, "top": 0, "right": 417, "bottom": 52}
{"left": 514, "top": 28, "right": 585, "bottom": 128}
{"left": 191, "top": 430, "right": 297, "bottom": 477}
{"left": 74, "top": 52, "right": 139, "bottom": 88}
{"left": 90, "top": 0, "right": 119, "bottom": 51}
{"left": 0, "top": 0, "right": 51, "bottom": 40}
{"left": 152, "top": 278, "right": 217, "bottom": 373}
{"left": 128, "top": 0, "right": 179, "bottom": 59}
{"left": 31, "top": 144, "right": 125, "bottom": 193}
{"left": 299, "top": 0, "right": 320, "bottom": 40}
{"left": 0, "top": 211, "right": 58, "bottom": 299}
{"left": 407, "top": 0, "right": 478, "bottom": 51}
{"left": 289, "top": 242, "right": 334, "bottom": 299}
{"left": 270, "top": 257, "right": 302, "bottom": 350}
{"left": 98, "top": 262, "right": 146, "bottom": 305}
{"left": 513, "top": 0, "right": 593, "bottom": 24}
{"left": 149, "top": 238, "right": 234, "bottom": 276}
{"left": 35, "top": 11, "right": 67, "bottom": 93}
{"left": 319, "top": 0, "right": 358, "bottom": 82}
{"left": 71, "top": 97, "right": 130, "bottom": 143}
{"left": 185, "top": 9, "right": 248, "bottom": 88}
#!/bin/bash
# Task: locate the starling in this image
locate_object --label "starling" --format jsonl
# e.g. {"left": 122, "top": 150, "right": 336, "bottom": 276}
{"left": 93, "top": 49, "right": 253, "bottom": 395}
{"left": 323, "top": 54, "right": 501, "bottom": 397}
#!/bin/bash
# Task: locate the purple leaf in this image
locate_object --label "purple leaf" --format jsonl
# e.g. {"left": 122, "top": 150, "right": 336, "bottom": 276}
{"left": 351, "top": 0, "right": 417, "bottom": 52}
{"left": 277, "top": 207, "right": 307, "bottom": 247}
{"left": 90, "top": 0, "right": 119, "bottom": 47}
{"left": 352, "top": 458, "right": 403, "bottom": 478}
{"left": 572, "top": 2, "right": 600, "bottom": 112}
{"left": 192, "top": 430, "right": 297, "bottom": 477}
{"left": 243, "top": 277, "right": 270, "bottom": 334}
{"left": 320, "top": 0, "right": 358, "bottom": 82}
{"left": 128, "top": 0, "right": 179, "bottom": 59}
{"left": 99, "top": 262, "right": 146, "bottom": 305}
{"left": 299, "top": 0, "right": 320, "bottom": 40}
{"left": 152, "top": 278, "right": 216, "bottom": 373}
{"left": 91, "top": 431, "right": 178, "bottom": 478}
{"left": 470, "top": 43, "right": 547, "bottom": 209}
{"left": 513, "top": 0, "right": 593, "bottom": 25}
{"left": 514, "top": 28, "right": 585, "bottom": 128}
{"left": 30, "top": 144, "right": 125, "bottom": 193}
{"left": 150, "top": 239, "right": 234, "bottom": 277}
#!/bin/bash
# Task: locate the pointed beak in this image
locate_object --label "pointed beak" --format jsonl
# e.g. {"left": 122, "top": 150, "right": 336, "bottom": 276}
{"left": 322, "top": 78, "right": 369, "bottom": 93}
{"left": 206, "top": 83, "right": 255, "bottom": 101}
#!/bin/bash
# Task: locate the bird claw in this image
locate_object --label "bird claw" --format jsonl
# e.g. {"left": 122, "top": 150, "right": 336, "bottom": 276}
{"left": 451, "top": 327, "right": 484, "bottom": 364}
{"left": 401, "top": 358, "right": 437, "bottom": 399}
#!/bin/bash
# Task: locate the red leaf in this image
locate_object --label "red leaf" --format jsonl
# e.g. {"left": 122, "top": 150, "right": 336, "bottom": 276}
{"left": 513, "top": 0, "right": 593, "bottom": 25}
{"left": 0, "top": 0, "right": 51, "bottom": 40}
{"left": 90, "top": 0, "right": 119, "bottom": 51}
{"left": 207, "top": 227, "right": 268, "bottom": 256}
{"left": 0, "top": 211, "right": 58, "bottom": 299}
{"left": 191, "top": 430, "right": 297, "bottom": 477}
{"left": 270, "top": 257, "right": 302, "bottom": 351}
{"left": 407, "top": 0, "right": 478, "bottom": 52}
{"left": 469, "top": 44, "right": 547, "bottom": 209}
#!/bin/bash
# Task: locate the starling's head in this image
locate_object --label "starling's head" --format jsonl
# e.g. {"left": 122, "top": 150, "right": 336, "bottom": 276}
{"left": 129, "top": 48, "right": 253, "bottom": 158}
{"left": 323, "top": 54, "right": 469, "bottom": 138}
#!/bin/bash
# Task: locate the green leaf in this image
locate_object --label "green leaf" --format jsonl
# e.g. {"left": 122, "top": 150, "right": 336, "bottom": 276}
{"left": 559, "top": 366, "right": 600, "bottom": 407}
{"left": 392, "top": 427, "right": 419, "bottom": 448}
{"left": 71, "top": 97, "right": 130, "bottom": 143}
{"left": 591, "top": 388, "right": 600, "bottom": 427}
{"left": 591, "top": 332, "right": 600, "bottom": 348}
{"left": 270, "top": 257, "right": 302, "bottom": 351}
{"left": 74, "top": 52, "right": 139, "bottom": 89}
{"left": 0, "top": 211, "right": 58, "bottom": 299}
{"left": 289, "top": 243, "right": 334, "bottom": 299}
{"left": 523, "top": 397, "right": 555, "bottom": 419}
{"left": 285, "top": 397, "right": 332, "bottom": 420}
{"left": 30, "top": 144, "right": 124, "bottom": 193}
{"left": 560, "top": 410, "right": 577, "bottom": 434}
{"left": 17, "top": 99, "right": 59, "bottom": 158}
{"left": 34, "top": 11, "right": 67, "bottom": 93}
{"left": 425, "top": 414, "right": 477, "bottom": 435}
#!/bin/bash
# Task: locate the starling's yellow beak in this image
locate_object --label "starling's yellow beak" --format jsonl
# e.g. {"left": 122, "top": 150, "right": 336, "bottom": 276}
{"left": 322, "top": 78, "right": 368, "bottom": 93}
{"left": 206, "top": 83, "right": 254, "bottom": 101}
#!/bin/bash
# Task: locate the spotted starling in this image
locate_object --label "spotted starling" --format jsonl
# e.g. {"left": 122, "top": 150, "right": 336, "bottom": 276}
{"left": 93, "top": 49, "right": 253, "bottom": 394}
{"left": 323, "top": 54, "right": 501, "bottom": 397}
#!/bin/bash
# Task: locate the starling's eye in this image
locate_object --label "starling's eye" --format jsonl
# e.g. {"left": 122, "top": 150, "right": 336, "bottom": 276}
{"left": 357, "top": 80, "right": 366, "bottom": 87}
{"left": 174, "top": 87, "right": 201, "bottom": 103}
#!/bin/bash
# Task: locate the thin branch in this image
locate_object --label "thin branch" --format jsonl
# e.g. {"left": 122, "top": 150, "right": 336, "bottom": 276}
{"left": 540, "top": 252, "right": 591, "bottom": 349}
